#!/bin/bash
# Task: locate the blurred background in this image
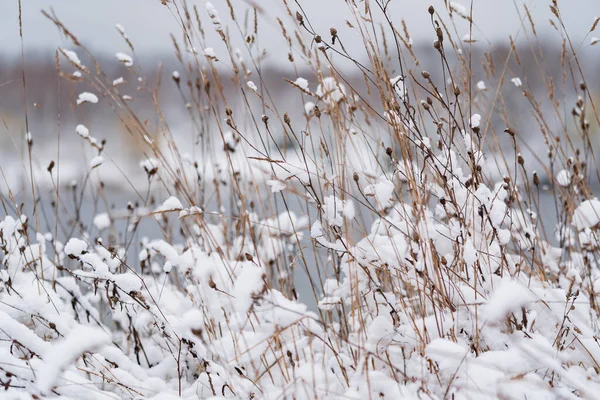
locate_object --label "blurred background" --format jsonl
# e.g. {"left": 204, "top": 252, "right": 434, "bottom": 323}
{"left": 2, "top": 0, "right": 597, "bottom": 55}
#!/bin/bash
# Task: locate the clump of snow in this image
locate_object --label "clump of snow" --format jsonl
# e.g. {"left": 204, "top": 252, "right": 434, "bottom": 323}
{"left": 89, "top": 156, "right": 104, "bottom": 169}
{"left": 247, "top": 81, "right": 257, "bottom": 91}
{"left": 61, "top": 48, "right": 83, "bottom": 68}
{"left": 364, "top": 177, "right": 395, "bottom": 208}
{"left": 37, "top": 326, "right": 110, "bottom": 393}
{"left": 267, "top": 180, "right": 286, "bottom": 193}
{"left": 178, "top": 206, "right": 203, "bottom": 219}
{"left": 75, "top": 124, "right": 89, "bottom": 138}
{"left": 556, "top": 169, "right": 571, "bottom": 187}
{"left": 112, "top": 77, "right": 124, "bottom": 86}
{"left": 463, "top": 237, "right": 477, "bottom": 266}
{"left": 462, "top": 32, "right": 476, "bottom": 42}
{"left": 390, "top": 75, "right": 407, "bottom": 100}
{"left": 140, "top": 158, "right": 159, "bottom": 174}
{"left": 304, "top": 101, "right": 315, "bottom": 115}
{"left": 206, "top": 2, "right": 222, "bottom": 32}
{"left": 116, "top": 52, "right": 133, "bottom": 67}
{"left": 573, "top": 199, "right": 600, "bottom": 230}
{"left": 476, "top": 80, "right": 487, "bottom": 90}
{"left": 470, "top": 113, "right": 481, "bottom": 128}
{"left": 294, "top": 77, "right": 309, "bottom": 91}
{"left": 155, "top": 196, "right": 183, "bottom": 212}
{"left": 450, "top": 1, "right": 469, "bottom": 18}
{"left": 93, "top": 213, "right": 111, "bottom": 230}
{"left": 483, "top": 279, "right": 534, "bottom": 323}
{"left": 163, "top": 261, "right": 173, "bottom": 273}
{"left": 322, "top": 196, "right": 355, "bottom": 226}
{"left": 316, "top": 77, "right": 346, "bottom": 106}
{"left": 204, "top": 47, "right": 216, "bottom": 59}
{"left": 511, "top": 77, "right": 523, "bottom": 87}
{"left": 116, "top": 23, "right": 126, "bottom": 34}
{"left": 76, "top": 92, "right": 98, "bottom": 105}
{"left": 64, "top": 238, "right": 88, "bottom": 256}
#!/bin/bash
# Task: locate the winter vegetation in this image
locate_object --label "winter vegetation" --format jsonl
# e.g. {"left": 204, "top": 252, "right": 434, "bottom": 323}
{"left": 3, "top": 0, "right": 600, "bottom": 398}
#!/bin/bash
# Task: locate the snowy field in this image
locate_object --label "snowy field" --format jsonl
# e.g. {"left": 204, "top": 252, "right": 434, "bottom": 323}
{"left": 2, "top": 1, "right": 600, "bottom": 399}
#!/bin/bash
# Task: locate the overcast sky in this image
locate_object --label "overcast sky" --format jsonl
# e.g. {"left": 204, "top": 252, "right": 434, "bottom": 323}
{"left": 2, "top": 0, "right": 598, "bottom": 65}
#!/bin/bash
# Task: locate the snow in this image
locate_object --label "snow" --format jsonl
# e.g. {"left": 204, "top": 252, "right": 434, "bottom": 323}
{"left": 232, "top": 263, "right": 264, "bottom": 312}
{"left": 116, "top": 23, "right": 126, "bottom": 35}
{"left": 573, "top": 199, "right": 600, "bottom": 230}
{"left": 89, "top": 155, "right": 104, "bottom": 168}
{"left": 476, "top": 80, "right": 487, "bottom": 90}
{"left": 463, "top": 237, "right": 477, "bottom": 266}
{"left": 75, "top": 124, "right": 89, "bottom": 138}
{"left": 178, "top": 206, "right": 203, "bottom": 219}
{"left": 163, "top": 261, "right": 173, "bottom": 273}
{"left": 247, "top": 81, "right": 257, "bottom": 91}
{"left": 390, "top": 75, "right": 407, "bottom": 100}
{"left": 556, "top": 169, "right": 571, "bottom": 186}
{"left": 76, "top": 92, "right": 99, "bottom": 105}
{"left": 316, "top": 77, "right": 346, "bottom": 106}
{"left": 511, "top": 77, "right": 523, "bottom": 87}
{"left": 116, "top": 52, "right": 133, "bottom": 67}
{"left": 37, "top": 326, "right": 110, "bottom": 393}
{"left": 93, "top": 213, "right": 111, "bottom": 230}
{"left": 470, "top": 113, "right": 481, "bottom": 128}
{"left": 304, "top": 101, "right": 315, "bottom": 114}
{"left": 206, "top": 2, "right": 219, "bottom": 20}
{"left": 322, "top": 196, "right": 354, "bottom": 226}
{"left": 364, "top": 177, "right": 395, "bottom": 208}
{"left": 112, "top": 76, "right": 124, "bottom": 86}
{"left": 267, "top": 179, "right": 286, "bottom": 193}
{"left": 64, "top": 238, "right": 88, "bottom": 255}
{"left": 294, "top": 77, "right": 309, "bottom": 91}
{"left": 61, "top": 48, "right": 82, "bottom": 68}
{"left": 462, "top": 32, "right": 475, "bottom": 42}
{"left": 318, "top": 296, "right": 341, "bottom": 310}
{"left": 483, "top": 279, "right": 534, "bottom": 323}
{"left": 140, "top": 158, "right": 159, "bottom": 175}
{"left": 204, "top": 47, "right": 216, "bottom": 58}
{"left": 450, "top": 2, "right": 469, "bottom": 18}
{"left": 155, "top": 196, "right": 183, "bottom": 212}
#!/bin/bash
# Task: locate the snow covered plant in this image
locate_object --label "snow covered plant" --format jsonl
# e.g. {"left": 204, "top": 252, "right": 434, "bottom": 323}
{"left": 4, "top": 0, "right": 600, "bottom": 399}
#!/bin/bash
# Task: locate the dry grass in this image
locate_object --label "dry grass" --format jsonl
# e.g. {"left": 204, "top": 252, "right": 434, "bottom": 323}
{"left": 1, "top": 0, "right": 600, "bottom": 398}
